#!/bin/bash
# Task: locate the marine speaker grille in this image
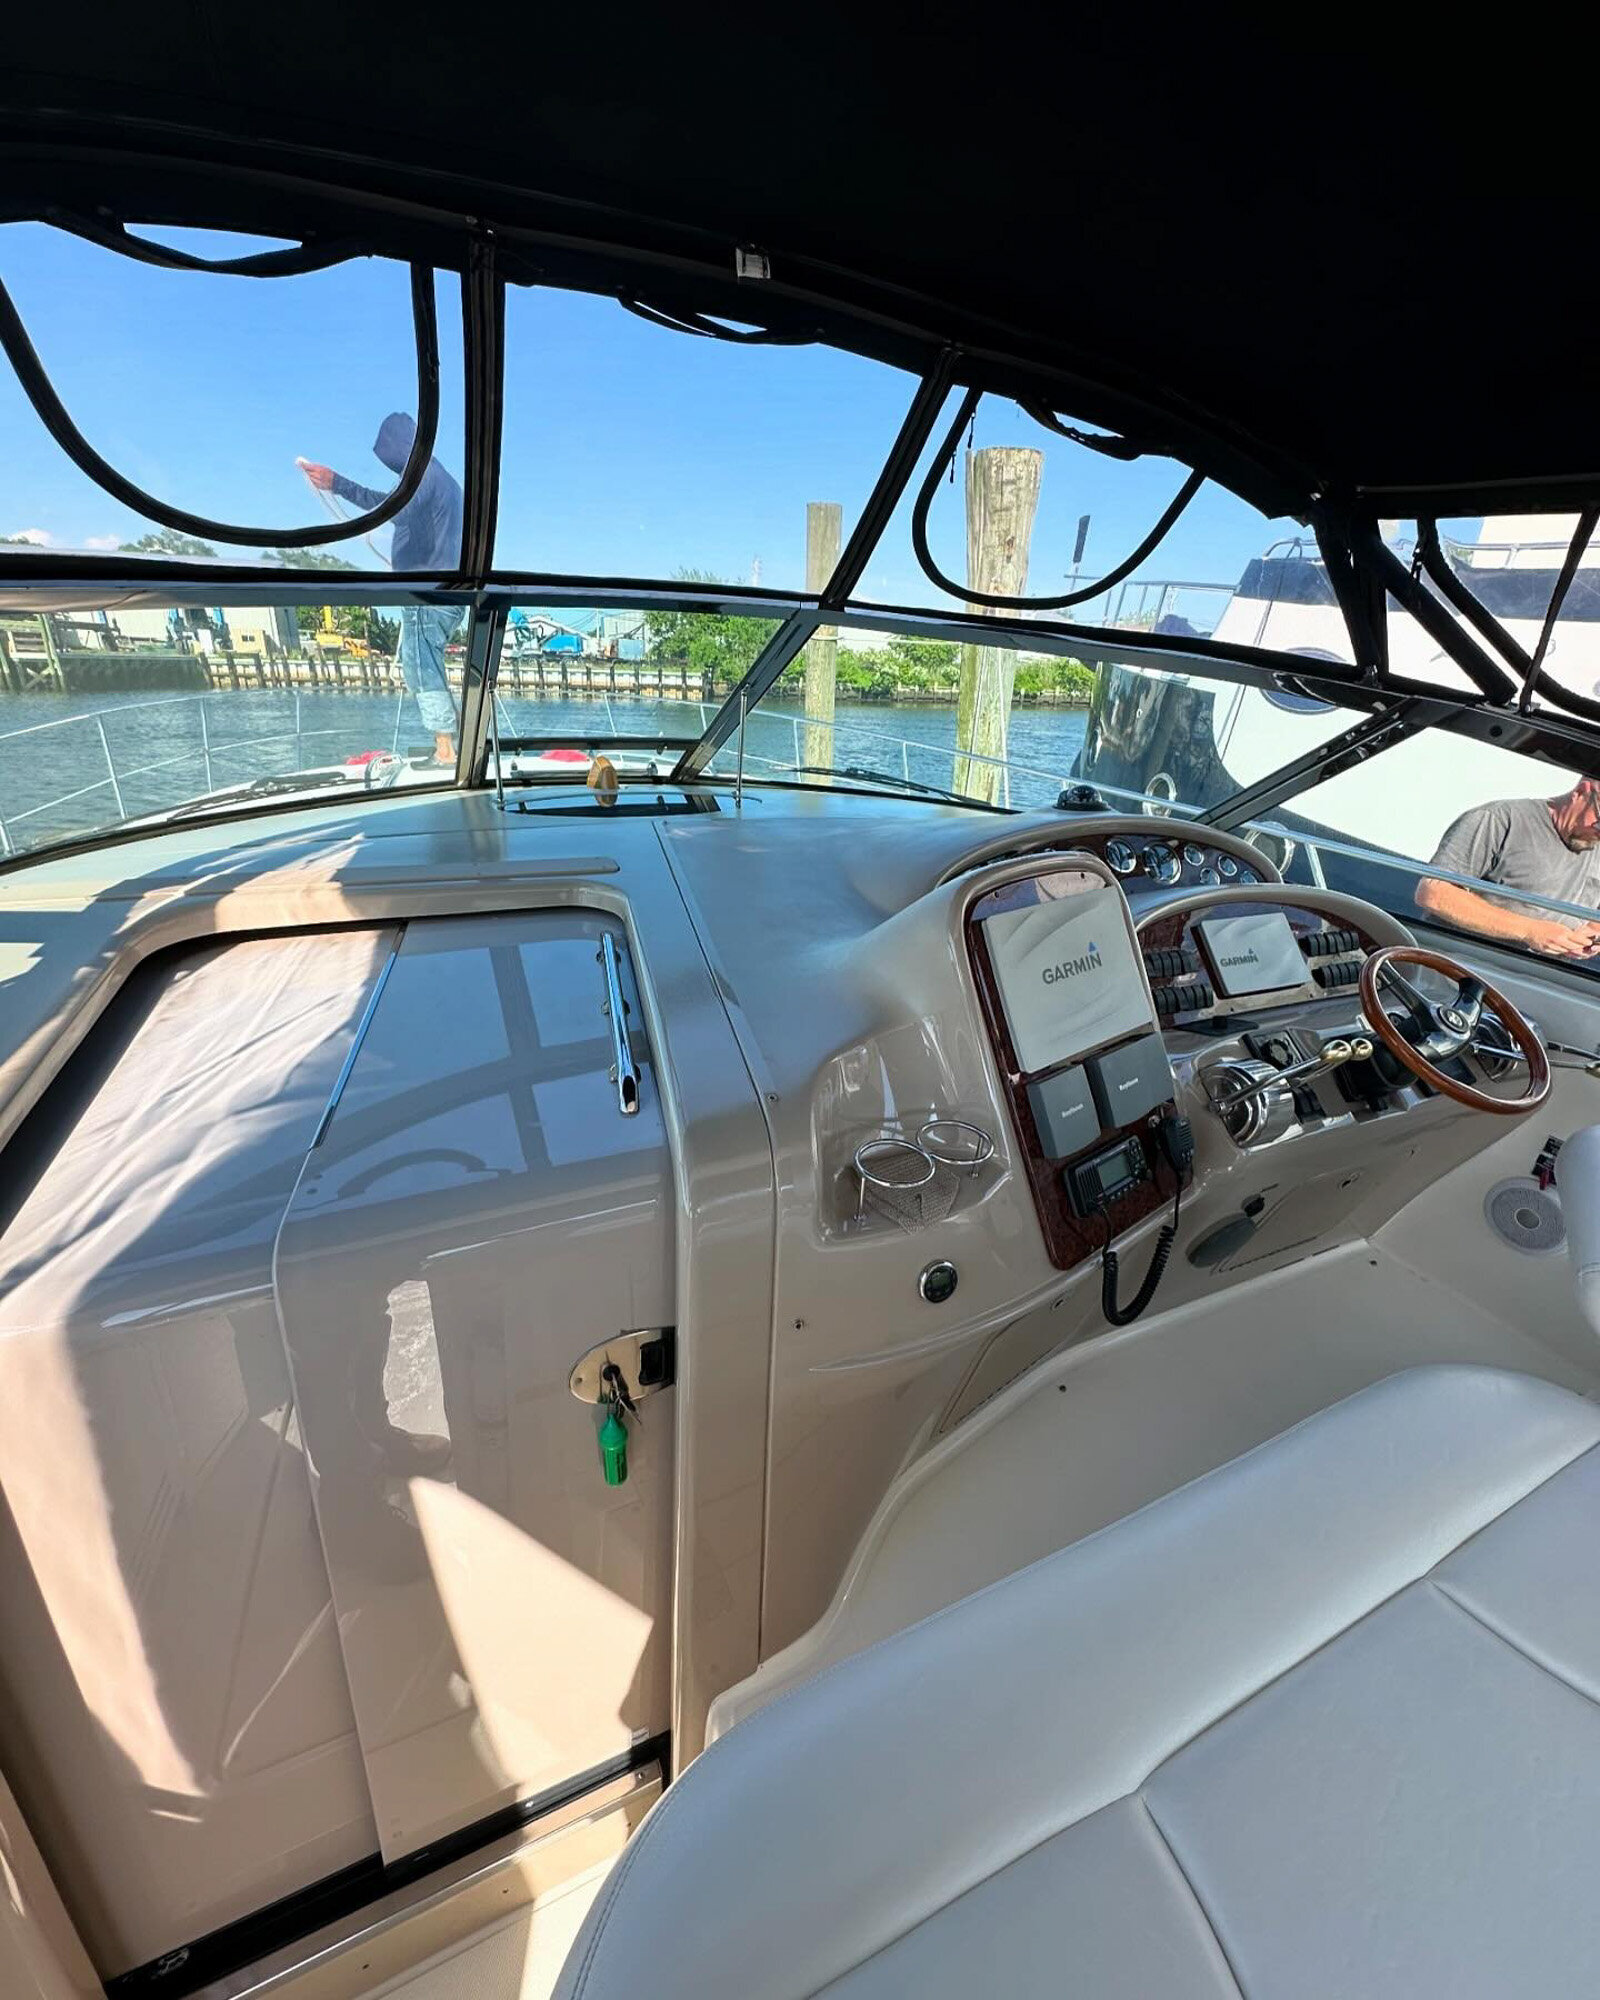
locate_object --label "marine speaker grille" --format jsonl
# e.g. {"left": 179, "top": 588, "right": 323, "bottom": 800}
{"left": 1483, "top": 1177, "right": 1566, "bottom": 1256}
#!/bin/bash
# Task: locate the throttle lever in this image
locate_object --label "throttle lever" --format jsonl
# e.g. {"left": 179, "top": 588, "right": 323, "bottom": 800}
{"left": 1208, "top": 1034, "right": 1374, "bottom": 1111}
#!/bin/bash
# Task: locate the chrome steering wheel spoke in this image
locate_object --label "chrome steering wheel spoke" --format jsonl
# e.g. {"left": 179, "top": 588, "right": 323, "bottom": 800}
{"left": 1375, "top": 955, "right": 1432, "bottom": 1014}
{"left": 1379, "top": 956, "right": 1483, "bottom": 1060}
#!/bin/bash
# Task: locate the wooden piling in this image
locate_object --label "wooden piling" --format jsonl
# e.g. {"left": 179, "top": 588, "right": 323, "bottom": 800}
{"left": 801, "top": 502, "right": 843, "bottom": 775}
{"left": 953, "top": 447, "right": 1043, "bottom": 803}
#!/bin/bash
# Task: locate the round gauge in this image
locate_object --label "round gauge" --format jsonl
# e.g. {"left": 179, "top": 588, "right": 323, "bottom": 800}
{"left": 1142, "top": 843, "right": 1182, "bottom": 885}
{"left": 1197, "top": 864, "right": 1221, "bottom": 887}
{"left": 1104, "top": 837, "right": 1139, "bottom": 875}
{"left": 1235, "top": 864, "right": 1260, "bottom": 886}
{"left": 1217, "top": 853, "right": 1240, "bottom": 879}
{"left": 1182, "top": 842, "right": 1207, "bottom": 867}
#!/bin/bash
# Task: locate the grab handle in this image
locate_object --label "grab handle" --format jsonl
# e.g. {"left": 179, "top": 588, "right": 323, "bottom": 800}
{"left": 599, "top": 932, "right": 641, "bottom": 1116}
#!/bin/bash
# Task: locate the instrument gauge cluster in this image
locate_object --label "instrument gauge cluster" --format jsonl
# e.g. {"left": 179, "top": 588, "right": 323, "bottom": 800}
{"left": 1066, "top": 828, "right": 1273, "bottom": 894}
{"left": 1104, "top": 837, "right": 1139, "bottom": 875}
{"left": 1141, "top": 843, "right": 1183, "bottom": 886}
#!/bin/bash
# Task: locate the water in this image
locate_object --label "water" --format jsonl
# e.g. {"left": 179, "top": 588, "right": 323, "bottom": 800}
{"left": 682, "top": 697, "right": 1087, "bottom": 810}
{"left": 0, "top": 686, "right": 1088, "bottom": 856}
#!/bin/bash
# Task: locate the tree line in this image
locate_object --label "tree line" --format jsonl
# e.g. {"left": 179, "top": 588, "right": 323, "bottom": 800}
{"left": 639, "top": 602, "right": 1094, "bottom": 703}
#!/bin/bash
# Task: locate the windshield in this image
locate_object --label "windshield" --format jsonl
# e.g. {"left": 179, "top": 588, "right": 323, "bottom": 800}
{"left": 490, "top": 604, "right": 774, "bottom": 783}
{"left": 0, "top": 595, "right": 462, "bottom": 858}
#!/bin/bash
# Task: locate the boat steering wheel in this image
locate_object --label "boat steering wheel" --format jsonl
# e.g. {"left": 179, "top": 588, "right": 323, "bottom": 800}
{"left": 1358, "top": 945, "right": 1550, "bottom": 1115}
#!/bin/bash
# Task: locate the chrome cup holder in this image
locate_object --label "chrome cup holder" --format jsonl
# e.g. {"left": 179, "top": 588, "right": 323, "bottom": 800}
{"left": 853, "top": 1120, "right": 995, "bottom": 1231}
{"left": 917, "top": 1119, "right": 996, "bottom": 1178}
{"left": 854, "top": 1139, "right": 939, "bottom": 1229}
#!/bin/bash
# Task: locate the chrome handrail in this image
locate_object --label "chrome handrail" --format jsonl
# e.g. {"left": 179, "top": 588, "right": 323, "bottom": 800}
{"left": 0, "top": 691, "right": 411, "bottom": 851}
{"left": 0, "top": 690, "right": 201, "bottom": 743}
{"left": 598, "top": 932, "right": 640, "bottom": 1117}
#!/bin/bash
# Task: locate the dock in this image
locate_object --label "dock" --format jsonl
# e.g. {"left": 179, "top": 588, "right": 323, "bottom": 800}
{"left": 0, "top": 619, "right": 717, "bottom": 702}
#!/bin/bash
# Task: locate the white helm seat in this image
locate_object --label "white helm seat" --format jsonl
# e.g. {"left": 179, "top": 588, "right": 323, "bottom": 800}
{"left": 1562, "top": 1121, "right": 1600, "bottom": 1337}
{"left": 557, "top": 1366, "right": 1600, "bottom": 1998}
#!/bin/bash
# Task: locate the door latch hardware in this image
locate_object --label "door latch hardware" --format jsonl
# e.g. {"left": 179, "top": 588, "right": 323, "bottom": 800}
{"left": 570, "top": 1327, "right": 676, "bottom": 1407}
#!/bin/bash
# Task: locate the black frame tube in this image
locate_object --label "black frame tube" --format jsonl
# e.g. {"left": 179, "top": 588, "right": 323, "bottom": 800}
{"left": 1346, "top": 517, "right": 1520, "bottom": 704}
{"left": 459, "top": 598, "right": 506, "bottom": 787}
{"left": 1312, "top": 514, "right": 1389, "bottom": 679}
{"left": 1416, "top": 519, "right": 1532, "bottom": 678}
{"left": 1418, "top": 513, "right": 1600, "bottom": 726}
{"left": 823, "top": 350, "right": 959, "bottom": 608}
{"left": 458, "top": 239, "right": 505, "bottom": 578}
{"left": 1516, "top": 505, "right": 1600, "bottom": 716}
{"left": 671, "top": 610, "right": 820, "bottom": 782}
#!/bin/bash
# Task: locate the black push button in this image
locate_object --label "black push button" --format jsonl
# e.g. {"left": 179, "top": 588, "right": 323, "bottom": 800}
{"left": 1142, "top": 946, "right": 1199, "bottom": 981}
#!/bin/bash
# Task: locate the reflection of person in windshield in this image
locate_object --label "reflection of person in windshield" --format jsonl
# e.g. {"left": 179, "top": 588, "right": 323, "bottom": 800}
{"left": 297, "top": 413, "right": 464, "bottom": 766}
{"left": 1417, "top": 780, "right": 1600, "bottom": 957}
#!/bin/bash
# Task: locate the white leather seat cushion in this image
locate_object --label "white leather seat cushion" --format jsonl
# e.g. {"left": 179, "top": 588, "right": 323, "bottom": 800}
{"left": 556, "top": 1366, "right": 1600, "bottom": 1998}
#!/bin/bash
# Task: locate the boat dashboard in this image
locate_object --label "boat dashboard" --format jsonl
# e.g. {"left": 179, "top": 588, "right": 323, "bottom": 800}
{"left": 965, "top": 862, "right": 1536, "bottom": 1277}
{"left": 0, "top": 788, "right": 1537, "bottom": 1316}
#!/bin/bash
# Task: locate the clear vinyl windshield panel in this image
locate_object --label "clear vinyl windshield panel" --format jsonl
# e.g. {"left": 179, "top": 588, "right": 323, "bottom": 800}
{"left": 0, "top": 223, "right": 464, "bottom": 567}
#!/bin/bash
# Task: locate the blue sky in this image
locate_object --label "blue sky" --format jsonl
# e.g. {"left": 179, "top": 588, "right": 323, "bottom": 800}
{"left": 1, "top": 222, "right": 1308, "bottom": 607}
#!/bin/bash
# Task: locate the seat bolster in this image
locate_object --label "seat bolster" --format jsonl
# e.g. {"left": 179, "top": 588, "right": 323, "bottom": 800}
{"left": 556, "top": 1366, "right": 1600, "bottom": 2000}
{"left": 1563, "top": 1122, "right": 1600, "bottom": 1338}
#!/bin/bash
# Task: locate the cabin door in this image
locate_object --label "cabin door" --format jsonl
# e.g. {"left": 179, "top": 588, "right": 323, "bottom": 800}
{"left": 273, "top": 909, "right": 677, "bottom": 1860}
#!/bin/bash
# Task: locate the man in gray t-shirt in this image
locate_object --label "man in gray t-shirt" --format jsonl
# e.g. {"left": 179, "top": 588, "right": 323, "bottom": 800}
{"left": 1416, "top": 781, "right": 1600, "bottom": 957}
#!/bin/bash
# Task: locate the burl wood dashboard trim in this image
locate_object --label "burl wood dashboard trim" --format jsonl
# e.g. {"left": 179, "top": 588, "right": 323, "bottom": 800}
{"left": 964, "top": 869, "right": 1178, "bottom": 1273}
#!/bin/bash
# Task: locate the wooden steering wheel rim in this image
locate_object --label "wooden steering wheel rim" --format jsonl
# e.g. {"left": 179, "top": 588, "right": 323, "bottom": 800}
{"left": 1358, "top": 945, "right": 1550, "bottom": 1115}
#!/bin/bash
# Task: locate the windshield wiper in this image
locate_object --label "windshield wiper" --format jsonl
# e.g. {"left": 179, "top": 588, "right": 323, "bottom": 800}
{"left": 154, "top": 773, "right": 332, "bottom": 822}
{"left": 151, "top": 763, "right": 414, "bottom": 824}
{"left": 773, "top": 763, "right": 970, "bottom": 803}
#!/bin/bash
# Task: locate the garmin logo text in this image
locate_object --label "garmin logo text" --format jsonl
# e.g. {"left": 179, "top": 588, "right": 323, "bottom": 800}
{"left": 1218, "top": 948, "right": 1261, "bottom": 969}
{"left": 1042, "top": 945, "right": 1102, "bottom": 985}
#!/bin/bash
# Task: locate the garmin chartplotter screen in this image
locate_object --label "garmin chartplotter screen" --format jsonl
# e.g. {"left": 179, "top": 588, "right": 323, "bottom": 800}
{"left": 1196, "top": 909, "right": 1307, "bottom": 997}
{"left": 984, "top": 885, "right": 1153, "bottom": 1074}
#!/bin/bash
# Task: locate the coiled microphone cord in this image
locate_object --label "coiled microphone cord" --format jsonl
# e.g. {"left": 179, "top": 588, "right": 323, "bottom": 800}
{"left": 1098, "top": 1114, "right": 1191, "bottom": 1327}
